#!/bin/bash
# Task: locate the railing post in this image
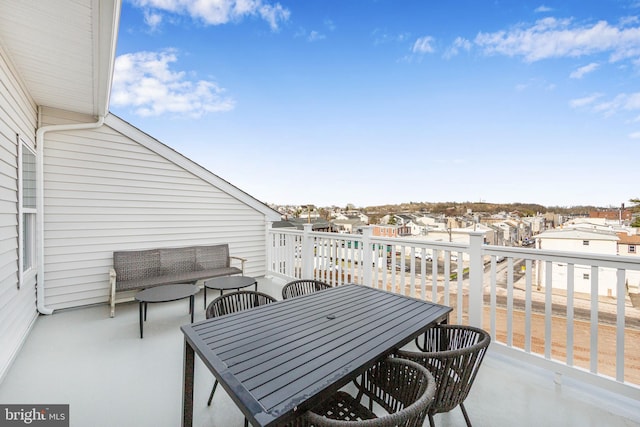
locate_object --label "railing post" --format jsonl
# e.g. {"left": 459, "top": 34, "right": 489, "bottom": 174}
{"left": 361, "top": 226, "right": 372, "bottom": 287}
{"left": 468, "top": 231, "right": 486, "bottom": 327}
{"left": 302, "top": 224, "right": 314, "bottom": 279}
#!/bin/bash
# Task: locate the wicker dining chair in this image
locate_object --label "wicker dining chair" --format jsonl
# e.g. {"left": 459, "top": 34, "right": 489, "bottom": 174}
{"left": 281, "top": 279, "right": 331, "bottom": 299}
{"left": 300, "top": 357, "right": 436, "bottom": 427}
{"left": 396, "top": 325, "right": 491, "bottom": 427}
{"left": 205, "top": 290, "right": 277, "bottom": 407}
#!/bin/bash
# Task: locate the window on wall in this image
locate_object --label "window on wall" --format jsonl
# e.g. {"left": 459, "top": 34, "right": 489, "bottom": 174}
{"left": 630, "top": 245, "right": 636, "bottom": 254}
{"left": 18, "top": 138, "right": 37, "bottom": 288}
{"left": 583, "top": 240, "right": 590, "bottom": 246}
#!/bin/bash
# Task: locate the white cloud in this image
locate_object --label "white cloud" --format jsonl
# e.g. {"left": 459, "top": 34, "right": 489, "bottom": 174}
{"left": 258, "top": 3, "right": 290, "bottom": 30}
{"left": 294, "top": 28, "right": 326, "bottom": 42}
{"left": 111, "top": 50, "right": 235, "bottom": 118}
{"left": 569, "top": 93, "right": 603, "bottom": 108}
{"left": 516, "top": 78, "right": 556, "bottom": 92}
{"left": 534, "top": 5, "right": 553, "bottom": 13}
{"left": 324, "top": 19, "right": 336, "bottom": 32}
{"left": 570, "top": 92, "right": 640, "bottom": 117}
{"left": 308, "top": 30, "right": 325, "bottom": 42}
{"left": 569, "top": 62, "right": 600, "bottom": 78}
{"left": 413, "top": 36, "right": 435, "bottom": 54}
{"left": 443, "top": 37, "right": 472, "bottom": 59}
{"left": 372, "top": 29, "right": 411, "bottom": 45}
{"left": 629, "top": 131, "right": 640, "bottom": 139}
{"left": 143, "top": 10, "right": 163, "bottom": 31}
{"left": 474, "top": 17, "right": 640, "bottom": 63}
{"left": 131, "top": 0, "right": 290, "bottom": 31}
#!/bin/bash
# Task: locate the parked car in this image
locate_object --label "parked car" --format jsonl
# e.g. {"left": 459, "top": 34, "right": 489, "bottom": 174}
{"left": 415, "top": 249, "right": 433, "bottom": 262}
{"left": 387, "top": 259, "right": 410, "bottom": 272}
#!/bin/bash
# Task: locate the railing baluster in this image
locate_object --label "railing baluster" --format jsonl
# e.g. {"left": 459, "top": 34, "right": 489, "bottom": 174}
{"left": 507, "top": 257, "right": 514, "bottom": 347}
{"left": 432, "top": 250, "right": 439, "bottom": 304}
{"left": 616, "top": 268, "right": 625, "bottom": 382}
{"left": 442, "top": 250, "right": 450, "bottom": 314}
{"left": 490, "top": 257, "right": 497, "bottom": 341}
{"left": 409, "top": 246, "right": 416, "bottom": 297}
{"left": 456, "top": 251, "right": 463, "bottom": 324}
{"left": 525, "top": 259, "right": 532, "bottom": 353}
{"left": 567, "top": 263, "right": 574, "bottom": 367}
{"left": 545, "top": 260, "right": 552, "bottom": 359}
{"left": 420, "top": 256, "right": 427, "bottom": 302}
{"left": 590, "top": 265, "right": 599, "bottom": 374}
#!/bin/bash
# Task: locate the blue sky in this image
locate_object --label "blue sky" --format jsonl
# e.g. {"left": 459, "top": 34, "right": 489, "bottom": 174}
{"left": 110, "top": 0, "right": 639, "bottom": 208}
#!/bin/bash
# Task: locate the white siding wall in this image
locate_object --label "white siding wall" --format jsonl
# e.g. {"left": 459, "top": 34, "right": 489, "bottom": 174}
{"left": 41, "top": 109, "right": 273, "bottom": 310}
{"left": 0, "top": 44, "right": 39, "bottom": 381}
{"left": 539, "top": 237, "right": 620, "bottom": 297}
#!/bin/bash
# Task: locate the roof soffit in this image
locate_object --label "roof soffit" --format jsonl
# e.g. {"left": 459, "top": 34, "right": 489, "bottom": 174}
{"left": 0, "top": 0, "right": 120, "bottom": 117}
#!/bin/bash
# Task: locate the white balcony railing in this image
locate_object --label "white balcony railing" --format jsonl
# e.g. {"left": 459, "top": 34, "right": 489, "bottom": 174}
{"left": 267, "top": 224, "right": 640, "bottom": 401}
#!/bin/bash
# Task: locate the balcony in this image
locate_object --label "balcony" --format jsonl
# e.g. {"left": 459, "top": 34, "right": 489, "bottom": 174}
{"left": 0, "top": 227, "right": 639, "bottom": 426}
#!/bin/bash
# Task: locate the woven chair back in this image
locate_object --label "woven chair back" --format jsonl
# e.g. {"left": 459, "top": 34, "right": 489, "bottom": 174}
{"left": 305, "top": 358, "right": 436, "bottom": 427}
{"left": 282, "top": 280, "right": 331, "bottom": 299}
{"left": 206, "top": 290, "right": 277, "bottom": 319}
{"left": 397, "top": 325, "right": 490, "bottom": 415}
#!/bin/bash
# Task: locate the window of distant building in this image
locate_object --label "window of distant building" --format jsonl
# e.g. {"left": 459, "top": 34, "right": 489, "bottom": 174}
{"left": 630, "top": 245, "right": 636, "bottom": 254}
{"left": 583, "top": 273, "right": 590, "bottom": 280}
{"left": 582, "top": 240, "right": 589, "bottom": 246}
{"left": 18, "top": 138, "right": 37, "bottom": 289}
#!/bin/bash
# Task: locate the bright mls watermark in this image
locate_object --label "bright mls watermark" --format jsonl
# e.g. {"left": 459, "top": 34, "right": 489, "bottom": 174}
{"left": 0, "top": 405, "right": 68, "bottom": 426}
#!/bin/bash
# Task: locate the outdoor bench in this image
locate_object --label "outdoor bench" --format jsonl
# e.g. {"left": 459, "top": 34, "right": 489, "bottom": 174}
{"left": 109, "top": 244, "right": 245, "bottom": 317}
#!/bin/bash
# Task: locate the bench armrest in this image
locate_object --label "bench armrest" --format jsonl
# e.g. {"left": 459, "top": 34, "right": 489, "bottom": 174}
{"left": 109, "top": 268, "right": 117, "bottom": 317}
{"left": 229, "top": 256, "right": 247, "bottom": 274}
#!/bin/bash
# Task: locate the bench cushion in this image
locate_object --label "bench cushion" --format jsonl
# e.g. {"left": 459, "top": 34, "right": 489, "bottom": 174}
{"left": 115, "top": 266, "right": 242, "bottom": 292}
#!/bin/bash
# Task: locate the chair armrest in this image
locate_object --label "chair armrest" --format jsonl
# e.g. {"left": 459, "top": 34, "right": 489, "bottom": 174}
{"left": 229, "top": 256, "right": 247, "bottom": 274}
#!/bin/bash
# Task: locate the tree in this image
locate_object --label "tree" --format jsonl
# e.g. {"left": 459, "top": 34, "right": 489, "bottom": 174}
{"left": 630, "top": 198, "right": 640, "bottom": 228}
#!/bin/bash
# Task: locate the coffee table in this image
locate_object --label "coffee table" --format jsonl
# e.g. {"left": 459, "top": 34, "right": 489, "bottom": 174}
{"left": 202, "top": 276, "right": 257, "bottom": 309}
{"left": 135, "top": 284, "right": 199, "bottom": 339}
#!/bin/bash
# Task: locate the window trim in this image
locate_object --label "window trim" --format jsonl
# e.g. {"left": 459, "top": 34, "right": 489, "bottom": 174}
{"left": 18, "top": 137, "right": 37, "bottom": 289}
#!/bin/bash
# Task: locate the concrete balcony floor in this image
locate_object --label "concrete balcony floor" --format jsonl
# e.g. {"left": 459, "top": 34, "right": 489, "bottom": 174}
{"left": 1, "top": 277, "right": 638, "bottom": 427}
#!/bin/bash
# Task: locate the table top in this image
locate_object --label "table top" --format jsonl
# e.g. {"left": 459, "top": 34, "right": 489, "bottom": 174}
{"left": 181, "top": 283, "right": 451, "bottom": 427}
{"left": 135, "top": 284, "right": 199, "bottom": 303}
{"left": 203, "top": 275, "right": 257, "bottom": 290}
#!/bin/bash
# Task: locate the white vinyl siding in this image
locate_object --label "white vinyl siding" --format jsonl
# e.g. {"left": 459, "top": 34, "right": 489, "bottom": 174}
{"left": 41, "top": 109, "right": 277, "bottom": 309}
{"left": 0, "top": 43, "right": 39, "bottom": 382}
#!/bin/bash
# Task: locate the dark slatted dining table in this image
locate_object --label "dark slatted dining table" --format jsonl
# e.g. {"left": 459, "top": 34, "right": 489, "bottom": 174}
{"left": 181, "top": 283, "right": 451, "bottom": 427}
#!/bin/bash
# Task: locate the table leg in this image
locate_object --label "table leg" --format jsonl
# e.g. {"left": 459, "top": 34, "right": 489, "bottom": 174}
{"left": 182, "top": 339, "right": 195, "bottom": 427}
{"left": 189, "top": 295, "right": 194, "bottom": 323}
{"left": 139, "top": 302, "right": 144, "bottom": 339}
{"left": 144, "top": 302, "right": 148, "bottom": 321}
{"left": 203, "top": 286, "right": 207, "bottom": 310}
